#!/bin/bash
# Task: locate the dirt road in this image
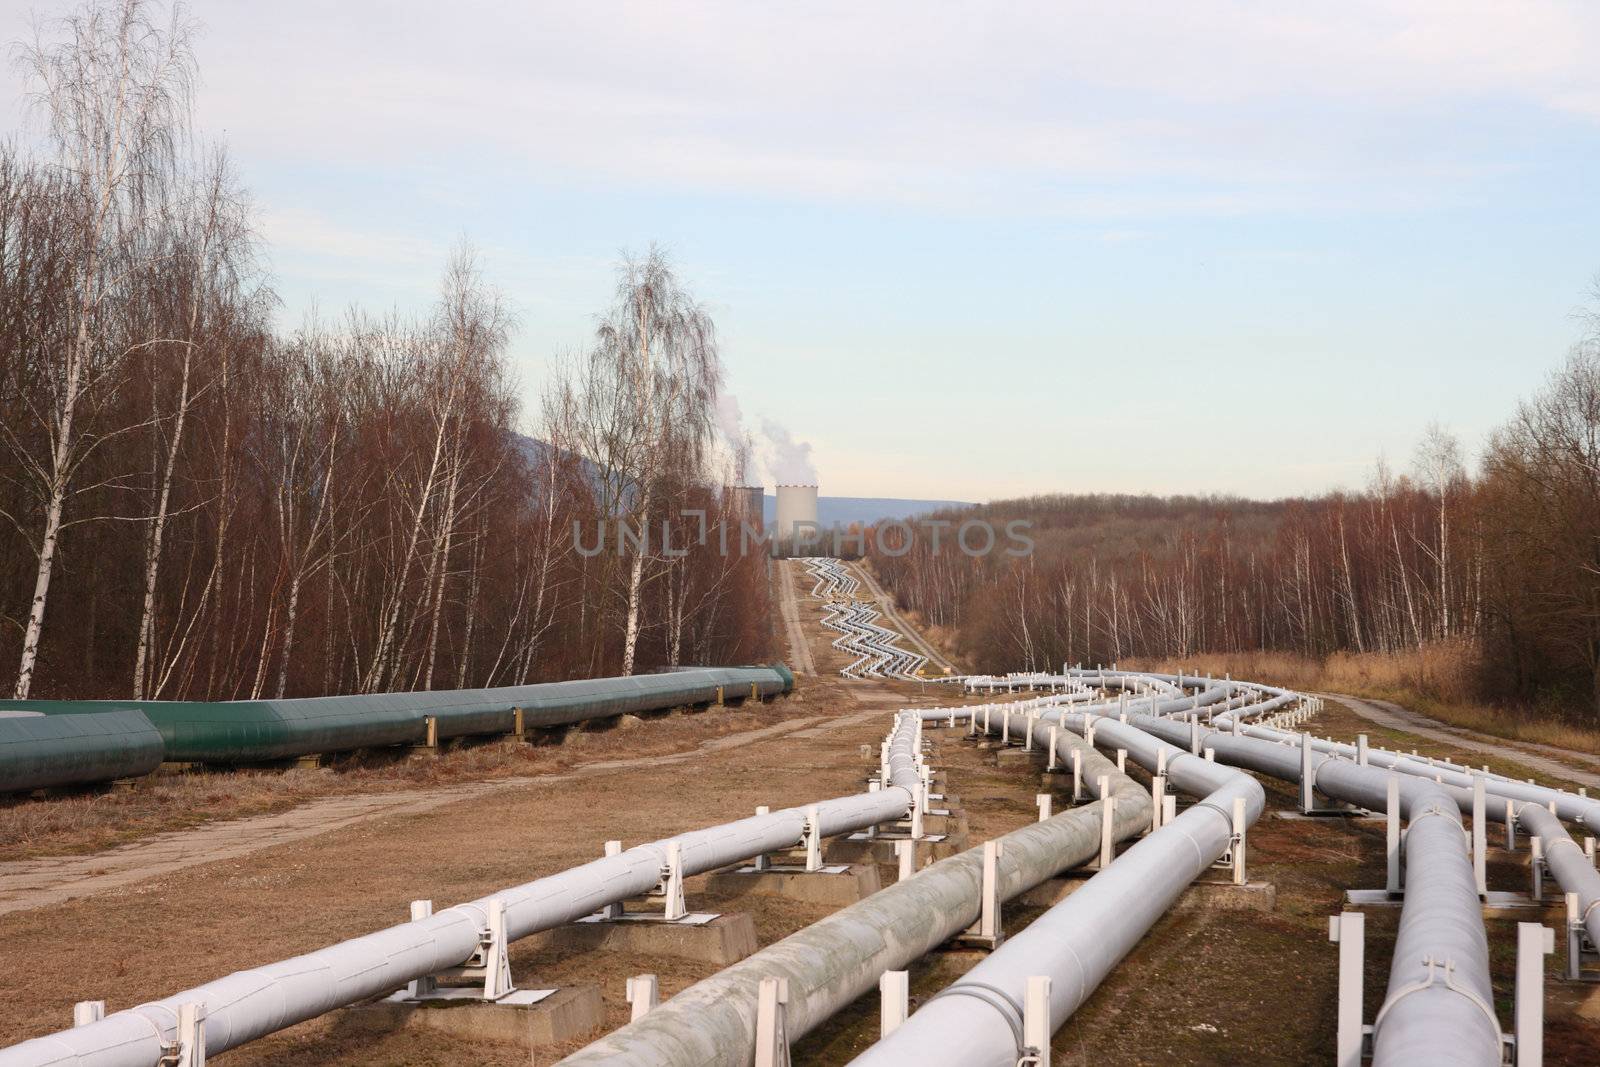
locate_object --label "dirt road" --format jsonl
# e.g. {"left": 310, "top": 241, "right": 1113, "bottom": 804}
{"left": 1323, "top": 691, "right": 1600, "bottom": 790}
{"left": 776, "top": 558, "right": 817, "bottom": 676}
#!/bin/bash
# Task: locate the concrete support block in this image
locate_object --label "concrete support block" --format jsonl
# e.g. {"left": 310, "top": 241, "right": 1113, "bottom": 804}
{"left": 348, "top": 985, "right": 603, "bottom": 1048}
{"left": 704, "top": 863, "right": 881, "bottom": 906}
{"left": 526, "top": 913, "right": 758, "bottom": 966}
{"left": 919, "top": 809, "right": 969, "bottom": 837}
{"left": 825, "top": 832, "right": 969, "bottom": 865}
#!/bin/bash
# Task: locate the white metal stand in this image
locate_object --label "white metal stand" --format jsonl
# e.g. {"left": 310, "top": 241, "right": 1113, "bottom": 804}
{"left": 170, "top": 1002, "right": 206, "bottom": 1067}
{"left": 1210, "top": 796, "right": 1249, "bottom": 884}
{"left": 880, "top": 970, "right": 909, "bottom": 1037}
{"left": 896, "top": 839, "right": 917, "bottom": 881}
{"left": 1328, "top": 912, "right": 1369, "bottom": 1067}
{"left": 960, "top": 840, "right": 1005, "bottom": 949}
{"left": 626, "top": 974, "right": 659, "bottom": 1021}
{"left": 1019, "top": 974, "right": 1052, "bottom": 1067}
{"left": 755, "top": 976, "right": 792, "bottom": 1067}
{"left": 1086, "top": 776, "right": 1116, "bottom": 871}
{"left": 602, "top": 842, "right": 625, "bottom": 917}
{"left": 1472, "top": 777, "right": 1488, "bottom": 899}
{"left": 1514, "top": 923, "right": 1555, "bottom": 1066}
{"left": 1565, "top": 892, "right": 1600, "bottom": 982}
{"left": 400, "top": 898, "right": 531, "bottom": 1003}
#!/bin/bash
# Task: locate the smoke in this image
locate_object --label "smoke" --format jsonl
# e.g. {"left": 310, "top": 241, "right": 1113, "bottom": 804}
{"left": 761, "top": 417, "right": 817, "bottom": 485}
{"left": 714, "top": 391, "right": 756, "bottom": 485}
{"left": 711, "top": 390, "right": 818, "bottom": 487}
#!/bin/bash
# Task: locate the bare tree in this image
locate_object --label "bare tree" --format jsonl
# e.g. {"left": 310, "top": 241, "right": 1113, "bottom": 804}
{"left": 545, "top": 248, "right": 720, "bottom": 676}
{"left": 1413, "top": 421, "right": 1465, "bottom": 641}
{"left": 418, "top": 248, "right": 510, "bottom": 689}
{"left": 10, "top": 0, "right": 193, "bottom": 697}
{"left": 131, "top": 148, "right": 255, "bottom": 698}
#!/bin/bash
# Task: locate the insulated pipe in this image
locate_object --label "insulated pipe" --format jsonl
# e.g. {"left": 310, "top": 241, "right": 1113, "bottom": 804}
{"left": 1222, "top": 716, "right": 1600, "bottom": 829}
{"left": 556, "top": 717, "right": 1151, "bottom": 1067}
{"left": 0, "top": 715, "right": 925, "bottom": 1067}
{"left": 1066, "top": 669, "right": 1300, "bottom": 723}
{"left": 988, "top": 682, "right": 1235, "bottom": 722}
{"left": 850, "top": 714, "right": 1263, "bottom": 1067}
{"left": 1519, "top": 803, "right": 1600, "bottom": 950}
{"left": 1366, "top": 784, "right": 1500, "bottom": 1066}
{"left": 939, "top": 677, "right": 1294, "bottom": 736}
{"left": 807, "top": 558, "right": 926, "bottom": 679}
{"left": 1114, "top": 709, "right": 1500, "bottom": 1067}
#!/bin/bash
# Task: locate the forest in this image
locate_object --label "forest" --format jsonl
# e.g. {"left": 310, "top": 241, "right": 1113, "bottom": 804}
{"left": 0, "top": 0, "right": 771, "bottom": 701}
{"left": 871, "top": 334, "right": 1600, "bottom": 723}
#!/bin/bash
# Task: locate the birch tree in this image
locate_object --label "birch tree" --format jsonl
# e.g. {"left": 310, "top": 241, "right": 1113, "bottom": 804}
{"left": 11, "top": 0, "right": 194, "bottom": 697}
{"left": 131, "top": 149, "right": 254, "bottom": 698}
{"left": 1413, "top": 422, "right": 1464, "bottom": 642}
{"left": 546, "top": 248, "right": 720, "bottom": 676}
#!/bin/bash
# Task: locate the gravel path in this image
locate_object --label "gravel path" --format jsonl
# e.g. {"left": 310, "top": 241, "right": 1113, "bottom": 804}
{"left": 777, "top": 558, "right": 817, "bottom": 676}
{"left": 1323, "top": 691, "right": 1600, "bottom": 790}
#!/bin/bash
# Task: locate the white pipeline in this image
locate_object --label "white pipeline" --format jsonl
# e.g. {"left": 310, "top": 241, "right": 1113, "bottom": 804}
{"left": 849, "top": 712, "right": 1262, "bottom": 1066}
{"left": 555, "top": 714, "right": 1149, "bottom": 1067}
{"left": 0, "top": 716, "right": 926, "bottom": 1067}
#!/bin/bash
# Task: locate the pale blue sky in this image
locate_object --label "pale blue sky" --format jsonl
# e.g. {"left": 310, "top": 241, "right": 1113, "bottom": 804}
{"left": 5, "top": 1, "right": 1598, "bottom": 499}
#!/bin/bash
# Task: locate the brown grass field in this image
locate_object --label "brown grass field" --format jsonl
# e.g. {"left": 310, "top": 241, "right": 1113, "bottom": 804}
{"left": 4, "top": 566, "right": 1600, "bottom": 1064}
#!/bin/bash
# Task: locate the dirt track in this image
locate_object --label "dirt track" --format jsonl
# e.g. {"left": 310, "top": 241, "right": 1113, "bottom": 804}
{"left": 1326, "top": 691, "right": 1600, "bottom": 789}
{"left": 777, "top": 558, "right": 818, "bottom": 676}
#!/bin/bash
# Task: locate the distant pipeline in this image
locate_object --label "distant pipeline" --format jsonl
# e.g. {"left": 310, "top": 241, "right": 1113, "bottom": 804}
{"left": 0, "top": 664, "right": 795, "bottom": 793}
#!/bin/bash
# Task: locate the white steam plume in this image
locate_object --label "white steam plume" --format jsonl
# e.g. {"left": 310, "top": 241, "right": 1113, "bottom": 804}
{"left": 761, "top": 417, "right": 817, "bottom": 485}
{"left": 714, "top": 391, "right": 756, "bottom": 485}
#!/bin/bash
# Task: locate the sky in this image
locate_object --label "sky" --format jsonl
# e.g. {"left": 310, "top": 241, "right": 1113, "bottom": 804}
{"left": 4, "top": 1, "right": 1598, "bottom": 501}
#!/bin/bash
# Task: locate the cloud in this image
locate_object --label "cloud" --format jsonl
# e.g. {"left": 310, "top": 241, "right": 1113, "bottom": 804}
{"left": 5, "top": 1, "right": 1592, "bottom": 221}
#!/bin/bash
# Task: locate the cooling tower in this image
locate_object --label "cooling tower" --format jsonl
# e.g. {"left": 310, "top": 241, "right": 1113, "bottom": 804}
{"left": 774, "top": 484, "right": 819, "bottom": 543}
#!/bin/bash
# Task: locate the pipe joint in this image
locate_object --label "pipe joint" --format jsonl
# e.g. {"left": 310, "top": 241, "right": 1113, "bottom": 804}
{"left": 1370, "top": 955, "right": 1502, "bottom": 1048}
{"left": 1406, "top": 800, "right": 1459, "bottom": 827}
{"left": 920, "top": 981, "right": 1027, "bottom": 1056}
{"left": 1189, "top": 798, "right": 1241, "bottom": 829}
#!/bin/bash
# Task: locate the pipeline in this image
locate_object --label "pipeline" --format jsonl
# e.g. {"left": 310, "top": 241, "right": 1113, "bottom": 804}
{"left": 0, "top": 715, "right": 925, "bottom": 1067}
{"left": 1117, "top": 707, "right": 1501, "bottom": 1066}
{"left": 1211, "top": 713, "right": 1600, "bottom": 830}
{"left": 913, "top": 693, "right": 1500, "bottom": 1066}
{"left": 1518, "top": 803, "right": 1600, "bottom": 958}
{"left": 555, "top": 712, "right": 1150, "bottom": 1067}
{"left": 803, "top": 558, "right": 927, "bottom": 679}
{"left": 0, "top": 664, "right": 797, "bottom": 785}
{"left": 848, "top": 711, "right": 1263, "bottom": 1066}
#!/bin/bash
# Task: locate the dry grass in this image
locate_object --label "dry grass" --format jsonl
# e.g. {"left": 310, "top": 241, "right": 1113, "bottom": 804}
{"left": 1129, "top": 642, "right": 1600, "bottom": 754}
